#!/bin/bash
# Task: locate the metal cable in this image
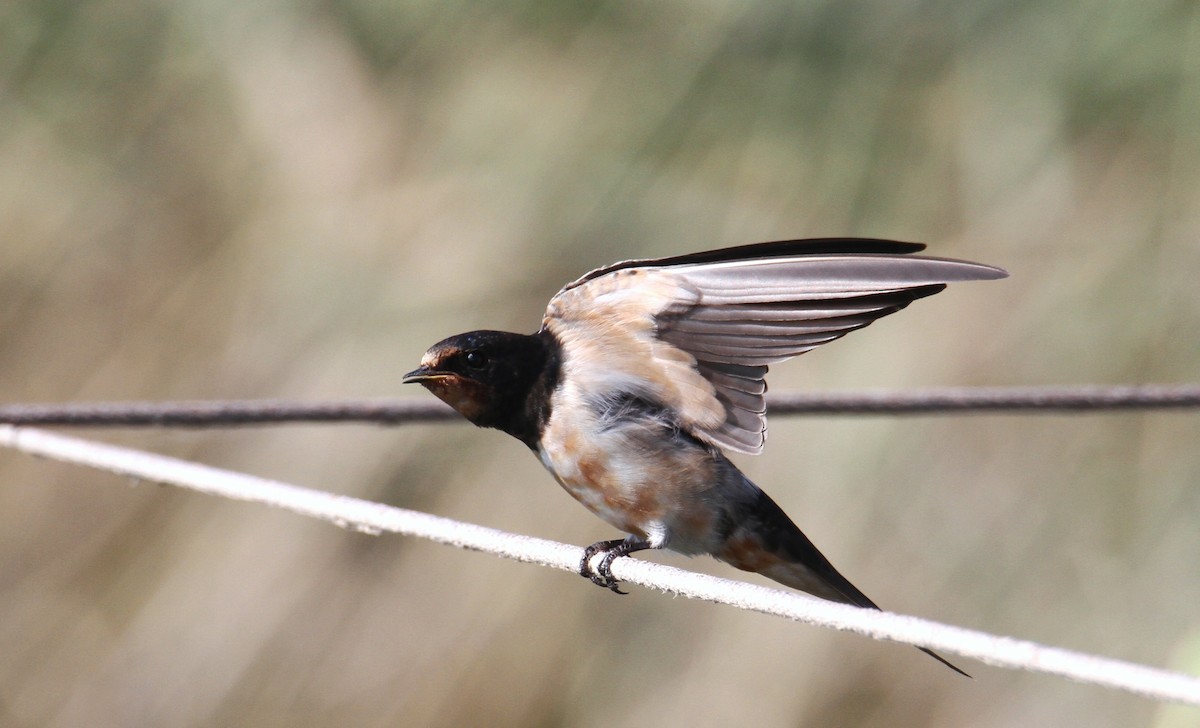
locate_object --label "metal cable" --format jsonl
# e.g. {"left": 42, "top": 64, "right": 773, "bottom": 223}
{"left": 0, "top": 384, "right": 1196, "bottom": 427}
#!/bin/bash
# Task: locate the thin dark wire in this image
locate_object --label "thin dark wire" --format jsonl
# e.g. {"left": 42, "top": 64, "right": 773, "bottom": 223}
{"left": 768, "top": 384, "right": 1200, "bottom": 414}
{"left": 0, "top": 399, "right": 457, "bottom": 427}
{"left": 0, "top": 385, "right": 1197, "bottom": 427}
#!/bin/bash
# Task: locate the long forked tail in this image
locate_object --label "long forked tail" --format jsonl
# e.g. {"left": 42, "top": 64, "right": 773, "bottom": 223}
{"left": 717, "top": 486, "right": 971, "bottom": 677}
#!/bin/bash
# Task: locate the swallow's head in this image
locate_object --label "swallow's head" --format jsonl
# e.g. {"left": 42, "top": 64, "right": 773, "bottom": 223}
{"left": 403, "top": 330, "right": 560, "bottom": 441}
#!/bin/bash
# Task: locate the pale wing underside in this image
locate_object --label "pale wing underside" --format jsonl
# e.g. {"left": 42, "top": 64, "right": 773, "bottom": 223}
{"left": 543, "top": 248, "right": 1006, "bottom": 455}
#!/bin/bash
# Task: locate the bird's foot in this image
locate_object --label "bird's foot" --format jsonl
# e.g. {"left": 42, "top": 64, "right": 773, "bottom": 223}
{"left": 579, "top": 538, "right": 651, "bottom": 595}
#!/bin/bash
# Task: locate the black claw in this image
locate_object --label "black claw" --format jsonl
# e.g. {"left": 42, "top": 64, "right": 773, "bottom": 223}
{"left": 578, "top": 538, "right": 653, "bottom": 595}
{"left": 596, "top": 550, "right": 628, "bottom": 594}
{"left": 579, "top": 538, "right": 626, "bottom": 592}
{"left": 579, "top": 539, "right": 624, "bottom": 574}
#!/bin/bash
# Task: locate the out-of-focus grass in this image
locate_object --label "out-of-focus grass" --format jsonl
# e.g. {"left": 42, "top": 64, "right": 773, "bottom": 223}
{"left": 1, "top": 1, "right": 1198, "bottom": 726}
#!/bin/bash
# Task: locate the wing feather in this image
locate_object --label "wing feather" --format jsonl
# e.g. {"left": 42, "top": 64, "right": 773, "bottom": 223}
{"left": 705, "top": 384, "right": 766, "bottom": 415}
{"left": 685, "top": 300, "right": 911, "bottom": 322}
{"left": 664, "top": 315, "right": 881, "bottom": 337}
{"left": 542, "top": 240, "right": 1006, "bottom": 455}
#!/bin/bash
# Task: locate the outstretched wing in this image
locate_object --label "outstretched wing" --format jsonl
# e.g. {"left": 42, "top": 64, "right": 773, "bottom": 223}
{"left": 542, "top": 239, "right": 1006, "bottom": 455}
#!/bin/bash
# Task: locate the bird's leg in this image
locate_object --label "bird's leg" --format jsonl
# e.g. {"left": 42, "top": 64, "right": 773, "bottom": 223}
{"left": 579, "top": 537, "right": 653, "bottom": 595}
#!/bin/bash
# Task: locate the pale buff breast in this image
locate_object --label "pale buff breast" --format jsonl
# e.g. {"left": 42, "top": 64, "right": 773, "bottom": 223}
{"left": 536, "top": 382, "right": 726, "bottom": 553}
{"left": 536, "top": 389, "right": 651, "bottom": 538}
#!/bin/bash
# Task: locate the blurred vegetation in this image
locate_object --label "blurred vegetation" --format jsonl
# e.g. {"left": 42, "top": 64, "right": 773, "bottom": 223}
{"left": 1, "top": 1, "right": 1198, "bottom": 726}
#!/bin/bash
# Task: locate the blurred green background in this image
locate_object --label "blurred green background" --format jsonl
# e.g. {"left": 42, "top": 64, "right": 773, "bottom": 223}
{"left": 2, "top": 1, "right": 1198, "bottom": 726}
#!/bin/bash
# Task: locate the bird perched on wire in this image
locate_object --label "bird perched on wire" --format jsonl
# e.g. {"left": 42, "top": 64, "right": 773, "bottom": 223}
{"left": 404, "top": 238, "right": 1005, "bottom": 675}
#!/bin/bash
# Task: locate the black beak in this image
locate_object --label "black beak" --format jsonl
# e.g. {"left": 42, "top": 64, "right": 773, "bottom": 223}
{"left": 402, "top": 366, "right": 449, "bottom": 384}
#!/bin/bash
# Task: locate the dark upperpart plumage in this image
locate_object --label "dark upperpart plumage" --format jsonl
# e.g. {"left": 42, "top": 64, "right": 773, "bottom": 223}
{"left": 560, "top": 237, "right": 930, "bottom": 290}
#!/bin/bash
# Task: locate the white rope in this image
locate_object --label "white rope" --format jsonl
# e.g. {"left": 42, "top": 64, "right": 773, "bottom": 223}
{"left": 2, "top": 424, "right": 1198, "bottom": 707}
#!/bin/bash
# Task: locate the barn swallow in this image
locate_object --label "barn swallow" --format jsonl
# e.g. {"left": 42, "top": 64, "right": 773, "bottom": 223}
{"left": 404, "top": 238, "right": 1005, "bottom": 675}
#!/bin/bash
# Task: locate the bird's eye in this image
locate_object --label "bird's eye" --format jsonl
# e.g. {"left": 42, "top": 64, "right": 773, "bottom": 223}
{"left": 464, "top": 350, "right": 488, "bottom": 369}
